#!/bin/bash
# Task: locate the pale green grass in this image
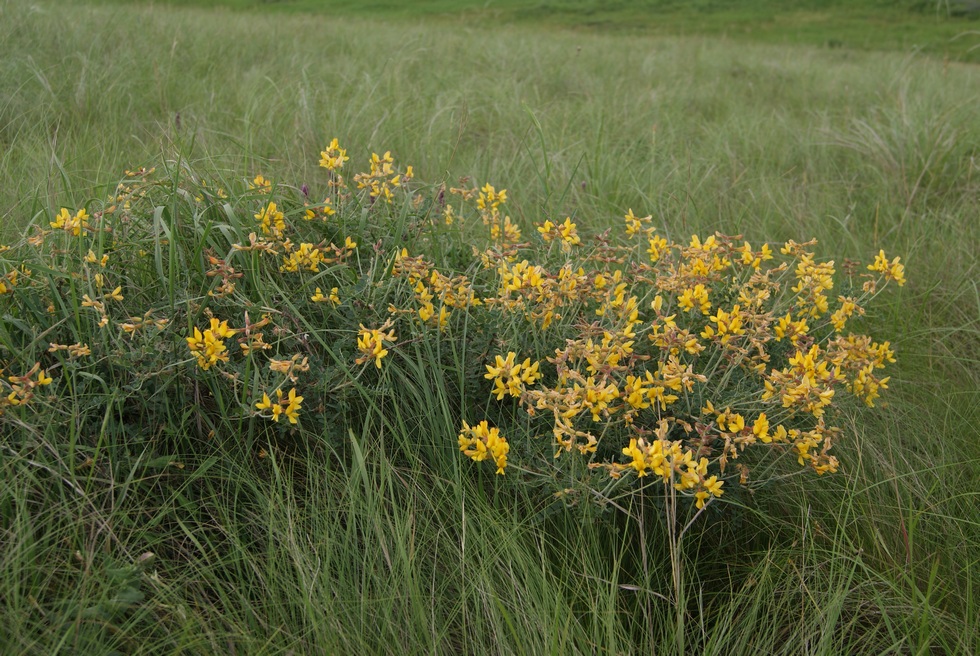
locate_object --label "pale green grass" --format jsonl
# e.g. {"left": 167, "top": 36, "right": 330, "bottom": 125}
{"left": 1, "top": 0, "right": 978, "bottom": 653}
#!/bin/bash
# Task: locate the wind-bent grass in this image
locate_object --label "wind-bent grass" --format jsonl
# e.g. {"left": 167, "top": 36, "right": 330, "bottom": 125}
{"left": 1, "top": 0, "right": 978, "bottom": 653}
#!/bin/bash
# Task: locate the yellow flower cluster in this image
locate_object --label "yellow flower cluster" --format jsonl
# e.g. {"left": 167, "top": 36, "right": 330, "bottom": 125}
{"left": 1, "top": 363, "right": 53, "bottom": 416}
{"left": 468, "top": 184, "right": 523, "bottom": 255}
{"left": 0, "top": 268, "right": 21, "bottom": 295}
{"left": 537, "top": 218, "right": 581, "bottom": 253}
{"left": 49, "top": 207, "right": 90, "bottom": 236}
{"left": 488, "top": 259, "right": 591, "bottom": 329}
{"left": 250, "top": 174, "right": 273, "bottom": 193}
{"left": 311, "top": 286, "right": 341, "bottom": 305}
{"left": 391, "top": 249, "right": 480, "bottom": 331}
{"left": 425, "top": 184, "right": 907, "bottom": 500}
{"left": 281, "top": 242, "right": 326, "bottom": 272}
{"left": 484, "top": 352, "right": 541, "bottom": 400}
{"left": 624, "top": 208, "right": 653, "bottom": 238}
{"left": 792, "top": 253, "right": 836, "bottom": 317}
{"left": 319, "top": 138, "right": 349, "bottom": 172}
{"left": 255, "top": 201, "right": 286, "bottom": 238}
{"left": 255, "top": 387, "right": 304, "bottom": 424}
{"left": 774, "top": 312, "right": 810, "bottom": 345}
{"left": 700, "top": 304, "right": 746, "bottom": 345}
{"left": 826, "top": 334, "right": 896, "bottom": 407}
{"left": 612, "top": 421, "right": 724, "bottom": 508}
{"left": 762, "top": 344, "right": 839, "bottom": 418}
{"left": 678, "top": 284, "right": 711, "bottom": 314}
{"left": 279, "top": 238, "right": 355, "bottom": 273}
{"left": 868, "top": 249, "right": 906, "bottom": 286}
{"left": 186, "top": 318, "right": 238, "bottom": 371}
{"left": 477, "top": 183, "right": 507, "bottom": 212}
{"left": 356, "top": 322, "right": 397, "bottom": 369}
{"left": 458, "top": 420, "right": 509, "bottom": 475}
{"left": 738, "top": 240, "right": 774, "bottom": 270}
{"left": 353, "top": 151, "right": 413, "bottom": 203}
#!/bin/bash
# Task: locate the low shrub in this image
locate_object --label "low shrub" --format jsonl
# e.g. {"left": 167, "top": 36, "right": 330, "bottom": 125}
{"left": 0, "top": 141, "right": 905, "bottom": 543}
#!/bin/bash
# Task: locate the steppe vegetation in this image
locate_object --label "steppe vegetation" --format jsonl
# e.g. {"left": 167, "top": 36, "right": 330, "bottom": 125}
{"left": 1, "top": 0, "right": 978, "bottom": 653}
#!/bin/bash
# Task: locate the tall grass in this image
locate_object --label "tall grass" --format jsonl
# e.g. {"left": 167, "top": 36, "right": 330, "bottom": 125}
{"left": 1, "top": 0, "right": 977, "bottom": 653}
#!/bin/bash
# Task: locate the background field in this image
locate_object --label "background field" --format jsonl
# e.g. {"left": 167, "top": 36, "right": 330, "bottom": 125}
{"left": 2, "top": 0, "right": 978, "bottom": 653}
{"left": 80, "top": 0, "right": 980, "bottom": 61}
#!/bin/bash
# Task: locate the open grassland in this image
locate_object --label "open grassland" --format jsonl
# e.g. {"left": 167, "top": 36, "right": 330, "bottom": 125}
{"left": 1, "top": 0, "right": 979, "bottom": 653}
{"left": 81, "top": 0, "right": 980, "bottom": 62}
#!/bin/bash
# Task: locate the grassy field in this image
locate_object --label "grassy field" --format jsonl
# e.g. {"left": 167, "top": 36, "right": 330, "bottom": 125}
{"left": 81, "top": 0, "right": 980, "bottom": 61}
{"left": 1, "top": 0, "right": 979, "bottom": 653}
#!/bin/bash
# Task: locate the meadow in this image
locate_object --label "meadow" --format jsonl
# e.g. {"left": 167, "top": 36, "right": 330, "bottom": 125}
{"left": 1, "top": 0, "right": 978, "bottom": 653}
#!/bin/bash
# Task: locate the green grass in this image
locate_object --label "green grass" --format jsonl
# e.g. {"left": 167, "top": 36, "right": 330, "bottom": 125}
{"left": 1, "top": 0, "right": 979, "bottom": 653}
{"left": 78, "top": 0, "right": 980, "bottom": 62}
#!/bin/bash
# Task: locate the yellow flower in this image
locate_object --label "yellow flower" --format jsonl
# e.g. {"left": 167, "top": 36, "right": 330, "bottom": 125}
{"left": 281, "top": 387, "right": 304, "bottom": 424}
{"left": 622, "top": 438, "right": 650, "bottom": 477}
{"left": 458, "top": 420, "right": 509, "bottom": 474}
{"left": 477, "top": 183, "right": 507, "bottom": 211}
{"left": 255, "top": 393, "right": 274, "bottom": 414}
{"left": 868, "top": 249, "right": 906, "bottom": 286}
{"left": 624, "top": 208, "right": 651, "bottom": 237}
{"left": 678, "top": 284, "right": 710, "bottom": 314}
{"left": 50, "top": 208, "right": 89, "bottom": 236}
{"left": 484, "top": 352, "right": 541, "bottom": 400}
{"left": 186, "top": 319, "right": 236, "bottom": 370}
{"left": 255, "top": 202, "right": 285, "bottom": 237}
{"left": 50, "top": 208, "right": 70, "bottom": 230}
{"left": 251, "top": 175, "right": 272, "bottom": 193}
{"left": 752, "top": 413, "right": 770, "bottom": 443}
{"left": 319, "top": 138, "right": 349, "bottom": 171}
{"left": 557, "top": 218, "right": 581, "bottom": 252}
{"left": 696, "top": 476, "right": 724, "bottom": 508}
{"left": 356, "top": 323, "right": 396, "bottom": 368}
{"left": 311, "top": 285, "right": 341, "bottom": 306}
{"left": 647, "top": 235, "right": 668, "bottom": 263}
{"left": 208, "top": 318, "right": 237, "bottom": 339}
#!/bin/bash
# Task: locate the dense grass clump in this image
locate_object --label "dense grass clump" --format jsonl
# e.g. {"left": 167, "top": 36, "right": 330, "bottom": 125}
{"left": 1, "top": 0, "right": 978, "bottom": 653}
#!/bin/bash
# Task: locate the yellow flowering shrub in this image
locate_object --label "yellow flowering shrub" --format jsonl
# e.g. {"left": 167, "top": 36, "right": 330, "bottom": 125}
{"left": 0, "top": 140, "right": 905, "bottom": 522}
